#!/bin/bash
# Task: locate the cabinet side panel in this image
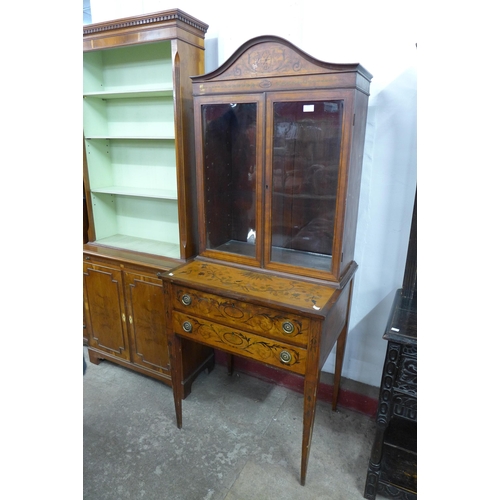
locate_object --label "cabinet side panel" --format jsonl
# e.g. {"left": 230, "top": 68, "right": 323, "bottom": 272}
{"left": 83, "top": 140, "right": 96, "bottom": 242}
{"left": 340, "top": 91, "right": 369, "bottom": 277}
{"left": 319, "top": 285, "right": 350, "bottom": 369}
{"left": 172, "top": 39, "right": 205, "bottom": 260}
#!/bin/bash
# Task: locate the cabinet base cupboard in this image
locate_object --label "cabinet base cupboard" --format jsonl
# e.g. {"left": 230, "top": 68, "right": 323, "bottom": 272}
{"left": 84, "top": 246, "right": 215, "bottom": 397}
{"left": 83, "top": 11, "right": 214, "bottom": 393}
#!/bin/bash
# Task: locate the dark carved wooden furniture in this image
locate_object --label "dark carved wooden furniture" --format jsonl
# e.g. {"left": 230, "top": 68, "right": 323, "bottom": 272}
{"left": 162, "top": 35, "right": 372, "bottom": 485}
{"left": 364, "top": 193, "right": 417, "bottom": 499}
{"left": 82, "top": 10, "right": 214, "bottom": 396}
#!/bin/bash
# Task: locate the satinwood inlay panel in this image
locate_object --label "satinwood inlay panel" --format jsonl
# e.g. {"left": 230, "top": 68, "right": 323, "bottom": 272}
{"left": 173, "top": 285, "right": 310, "bottom": 346}
{"left": 172, "top": 311, "right": 307, "bottom": 375}
{"left": 168, "top": 261, "right": 337, "bottom": 313}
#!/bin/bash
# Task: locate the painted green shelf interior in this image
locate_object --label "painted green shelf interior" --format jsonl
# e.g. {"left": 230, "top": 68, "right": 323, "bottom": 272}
{"left": 83, "top": 41, "right": 173, "bottom": 94}
{"left": 83, "top": 96, "right": 175, "bottom": 139}
{"left": 84, "top": 40, "right": 181, "bottom": 258}
{"left": 91, "top": 193, "right": 180, "bottom": 259}
{"left": 85, "top": 139, "right": 177, "bottom": 199}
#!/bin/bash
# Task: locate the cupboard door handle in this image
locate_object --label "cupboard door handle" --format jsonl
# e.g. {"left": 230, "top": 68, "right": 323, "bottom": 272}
{"left": 181, "top": 294, "right": 192, "bottom": 306}
{"left": 182, "top": 321, "right": 193, "bottom": 333}
{"left": 129, "top": 315, "right": 133, "bottom": 324}
{"left": 280, "top": 350, "right": 292, "bottom": 364}
{"left": 282, "top": 321, "right": 295, "bottom": 334}
{"left": 122, "top": 313, "right": 126, "bottom": 323}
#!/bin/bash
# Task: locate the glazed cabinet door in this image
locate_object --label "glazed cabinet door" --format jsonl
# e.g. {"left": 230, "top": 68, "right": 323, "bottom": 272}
{"left": 194, "top": 94, "right": 265, "bottom": 267}
{"left": 83, "top": 261, "right": 130, "bottom": 360}
{"left": 124, "top": 271, "right": 170, "bottom": 375}
{"left": 264, "top": 90, "right": 354, "bottom": 281}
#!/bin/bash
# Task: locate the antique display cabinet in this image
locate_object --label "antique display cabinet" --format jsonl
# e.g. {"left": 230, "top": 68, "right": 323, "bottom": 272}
{"left": 83, "top": 10, "right": 214, "bottom": 396}
{"left": 162, "top": 36, "right": 372, "bottom": 484}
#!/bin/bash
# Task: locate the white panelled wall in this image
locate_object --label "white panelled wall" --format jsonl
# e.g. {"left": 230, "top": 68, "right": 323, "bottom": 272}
{"left": 86, "top": 0, "right": 417, "bottom": 389}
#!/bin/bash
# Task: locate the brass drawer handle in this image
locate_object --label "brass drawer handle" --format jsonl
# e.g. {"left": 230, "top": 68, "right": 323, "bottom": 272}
{"left": 181, "top": 294, "right": 192, "bottom": 306}
{"left": 182, "top": 321, "right": 193, "bottom": 333}
{"left": 280, "top": 350, "right": 292, "bottom": 364}
{"left": 282, "top": 321, "right": 295, "bottom": 334}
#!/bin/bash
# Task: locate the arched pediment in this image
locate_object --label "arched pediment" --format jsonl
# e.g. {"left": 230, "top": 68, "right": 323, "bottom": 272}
{"left": 192, "top": 35, "right": 372, "bottom": 83}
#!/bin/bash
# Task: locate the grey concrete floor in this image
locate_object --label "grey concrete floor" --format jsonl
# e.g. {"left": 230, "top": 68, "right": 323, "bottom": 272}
{"left": 83, "top": 347, "right": 383, "bottom": 500}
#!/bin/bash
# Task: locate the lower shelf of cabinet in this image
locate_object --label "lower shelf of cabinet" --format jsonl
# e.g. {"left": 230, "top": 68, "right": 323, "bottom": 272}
{"left": 94, "top": 234, "right": 181, "bottom": 259}
{"left": 365, "top": 416, "right": 417, "bottom": 499}
{"left": 379, "top": 443, "right": 416, "bottom": 493}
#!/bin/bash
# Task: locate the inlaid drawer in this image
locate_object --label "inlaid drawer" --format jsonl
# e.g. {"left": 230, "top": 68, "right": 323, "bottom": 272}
{"left": 172, "top": 285, "right": 310, "bottom": 347}
{"left": 172, "top": 311, "right": 307, "bottom": 375}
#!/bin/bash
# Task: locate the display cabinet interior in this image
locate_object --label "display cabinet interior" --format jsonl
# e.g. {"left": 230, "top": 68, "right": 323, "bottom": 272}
{"left": 192, "top": 38, "right": 371, "bottom": 285}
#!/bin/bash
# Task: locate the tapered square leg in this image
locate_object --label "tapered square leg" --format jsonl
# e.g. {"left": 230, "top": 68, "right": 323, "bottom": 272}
{"left": 167, "top": 333, "right": 183, "bottom": 429}
{"left": 301, "top": 375, "right": 320, "bottom": 485}
{"left": 333, "top": 324, "right": 347, "bottom": 411}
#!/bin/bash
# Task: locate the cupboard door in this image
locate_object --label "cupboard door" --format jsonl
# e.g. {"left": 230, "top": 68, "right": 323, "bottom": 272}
{"left": 83, "top": 262, "right": 130, "bottom": 360}
{"left": 124, "top": 271, "right": 170, "bottom": 373}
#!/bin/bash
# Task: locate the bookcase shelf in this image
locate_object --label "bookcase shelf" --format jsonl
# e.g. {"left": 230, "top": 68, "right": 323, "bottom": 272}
{"left": 83, "top": 40, "right": 173, "bottom": 94}
{"left": 85, "top": 138, "right": 177, "bottom": 198}
{"left": 94, "top": 234, "right": 181, "bottom": 259}
{"left": 83, "top": 96, "right": 175, "bottom": 140}
{"left": 83, "top": 89, "right": 174, "bottom": 99}
{"left": 91, "top": 186, "right": 178, "bottom": 199}
{"left": 90, "top": 193, "right": 180, "bottom": 255}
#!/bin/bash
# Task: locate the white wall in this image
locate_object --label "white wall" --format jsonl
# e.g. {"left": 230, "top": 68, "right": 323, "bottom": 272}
{"left": 87, "top": 0, "right": 417, "bottom": 388}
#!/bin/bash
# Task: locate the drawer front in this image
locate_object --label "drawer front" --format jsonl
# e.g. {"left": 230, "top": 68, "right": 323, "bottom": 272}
{"left": 172, "top": 311, "right": 307, "bottom": 375}
{"left": 172, "top": 285, "right": 310, "bottom": 347}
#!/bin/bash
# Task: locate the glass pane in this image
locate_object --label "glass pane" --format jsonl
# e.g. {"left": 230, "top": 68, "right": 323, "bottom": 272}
{"left": 202, "top": 103, "right": 257, "bottom": 257}
{"left": 271, "top": 100, "right": 343, "bottom": 271}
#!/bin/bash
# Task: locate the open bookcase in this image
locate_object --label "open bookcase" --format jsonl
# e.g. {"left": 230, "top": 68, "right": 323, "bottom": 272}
{"left": 83, "top": 15, "right": 203, "bottom": 260}
{"left": 83, "top": 10, "right": 214, "bottom": 393}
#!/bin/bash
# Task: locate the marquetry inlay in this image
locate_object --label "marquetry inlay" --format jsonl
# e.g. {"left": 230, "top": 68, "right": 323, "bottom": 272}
{"left": 168, "top": 261, "right": 337, "bottom": 313}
